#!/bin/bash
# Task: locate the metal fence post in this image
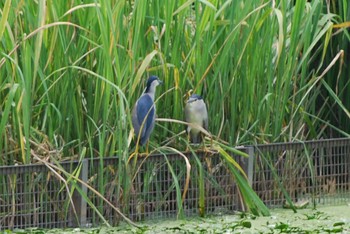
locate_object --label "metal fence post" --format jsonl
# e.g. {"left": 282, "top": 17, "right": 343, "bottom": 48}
{"left": 70, "top": 159, "right": 88, "bottom": 227}
{"left": 246, "top": 147, "right": 255, "bottom": 186}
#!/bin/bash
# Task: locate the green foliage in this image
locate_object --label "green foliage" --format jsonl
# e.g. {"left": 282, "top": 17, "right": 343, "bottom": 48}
{"left": 0, "top": 0, "right": 348, "bottom": 161}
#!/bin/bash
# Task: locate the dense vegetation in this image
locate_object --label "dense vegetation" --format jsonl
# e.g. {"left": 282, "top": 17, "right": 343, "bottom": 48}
{"left": 1, "top": 0, "right": 349, "bottom": 163}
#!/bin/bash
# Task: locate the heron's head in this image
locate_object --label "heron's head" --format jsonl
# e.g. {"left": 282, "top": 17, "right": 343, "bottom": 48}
{"left": 187, "top": 94, "right": 203, "bottom": 104}
{"left": 145, "top": 76, "right": 162, "bottom": 93}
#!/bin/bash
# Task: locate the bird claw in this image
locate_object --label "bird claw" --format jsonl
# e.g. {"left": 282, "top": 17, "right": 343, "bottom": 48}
{"left": 202, "top": 147, "right": 217, "bottom": 155}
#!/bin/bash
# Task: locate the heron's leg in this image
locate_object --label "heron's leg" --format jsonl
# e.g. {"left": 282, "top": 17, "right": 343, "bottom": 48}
{"left": 139, "top": 141, "right": 150, "bottom": 157}
{"left": 146, "top": 141, "right": 149, "bottom": 155}
{"left": 185, "top": 131, "right": 191, "bottom": 152}
{"left": 128, "top": 149, "right": 139, "bottom": 164}
{"left": 201, "top": 134, "right": 215, "bottom": 154}
{"left": 128, "top": 138, "right": 141, "bottom": 164}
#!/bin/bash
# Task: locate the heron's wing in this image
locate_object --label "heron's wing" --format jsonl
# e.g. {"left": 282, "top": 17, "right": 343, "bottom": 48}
{"left": 203, "top": 105, "right": 209, "bottom": 130}
{"left": 132, "top": 102, "right": 141, "bottom": 136}
{"left": 184, "top": 103, "right": 191, "bottom": 132}
{"left": 142, "top": 108, "right": 156, "bottom": 145}
{"left": 184, "top": 104, "right": 190, "bottom": 122}
{"left": 203, "top": 117, "right": 208, "bottom": 130}
{"left": 136, "top": 94, "right": 155, "bottom": 131}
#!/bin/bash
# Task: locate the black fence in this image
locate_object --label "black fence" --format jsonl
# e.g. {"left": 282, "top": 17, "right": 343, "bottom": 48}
{"left": 84, "top": 152, "right": 241, "bottom": 226}
{"left": 0, "top": 138, "right": 349, "bottom": 230}
{"left": 251, "top": 138, "right": 350, "bottom": 207}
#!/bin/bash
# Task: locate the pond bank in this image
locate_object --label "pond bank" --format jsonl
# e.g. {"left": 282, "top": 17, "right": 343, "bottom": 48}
{"left": 137, "top": 205, "right": 350, "bottom": 233}
{"left": 9, "top": 205, "right": 350, "bottom": 233}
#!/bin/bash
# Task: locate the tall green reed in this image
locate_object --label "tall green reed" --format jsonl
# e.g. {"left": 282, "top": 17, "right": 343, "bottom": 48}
{"left": 320, "top": 0, "right": 350, "bottom": 137}
{"left": 1, "top": 0, "right": 347, "bottom": 161}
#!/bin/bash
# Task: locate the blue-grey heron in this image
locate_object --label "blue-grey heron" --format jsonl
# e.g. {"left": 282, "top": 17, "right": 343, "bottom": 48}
{"left": 132, "top": 76, "right": 162, "bottom": 148}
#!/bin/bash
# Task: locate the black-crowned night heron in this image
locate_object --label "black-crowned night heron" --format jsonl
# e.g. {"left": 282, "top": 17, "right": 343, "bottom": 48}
{"left": 185, "top": 94, "right": 208, "bottom": 144}
{"left": 132, "top": 76, "right": 162, "bottom": 148}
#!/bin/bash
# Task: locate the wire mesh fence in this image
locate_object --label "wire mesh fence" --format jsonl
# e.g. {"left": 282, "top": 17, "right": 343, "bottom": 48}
{"left": 0, "top": 138, "right": 349, "bottom": 230}
{"left": 0, "top": 163, "right": 78, "bottom": 229}
{"left": 84, "top": 152, "right": 241, "bottom": 226}
{"left": 251, "top": 138, "right": 350, "bottom": 207}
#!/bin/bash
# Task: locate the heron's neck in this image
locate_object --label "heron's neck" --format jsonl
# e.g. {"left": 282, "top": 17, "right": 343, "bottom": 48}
{"left": 145, "top": 84, "right": 157, "bottom": 100}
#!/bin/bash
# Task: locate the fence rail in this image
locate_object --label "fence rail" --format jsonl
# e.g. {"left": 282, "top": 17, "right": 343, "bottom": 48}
{"left": 0, "top": 138, "right": 349, "bottom": 230}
